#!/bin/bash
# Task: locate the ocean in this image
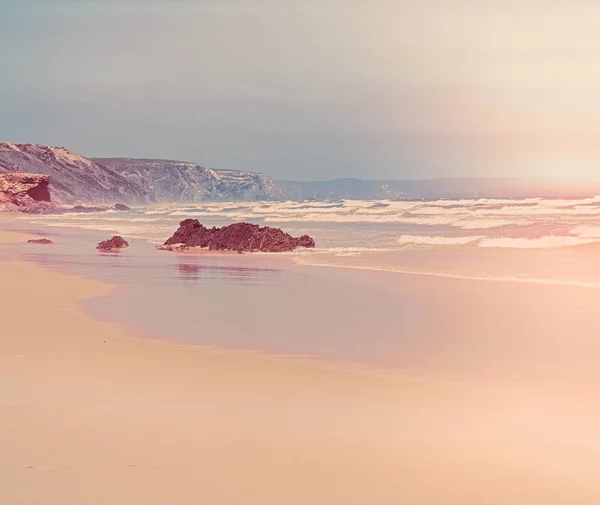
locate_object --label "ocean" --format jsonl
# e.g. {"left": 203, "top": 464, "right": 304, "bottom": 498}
{"left": 7, "top": 196, "right": 600, "bottom": 378}
{"left": 21, "top": 196, "right": 600, "bottom": 285}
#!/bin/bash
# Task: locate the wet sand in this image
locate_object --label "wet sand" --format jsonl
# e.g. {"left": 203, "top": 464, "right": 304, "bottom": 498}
{"left": 3, "top": 228, "right": 600, "bottom": 504}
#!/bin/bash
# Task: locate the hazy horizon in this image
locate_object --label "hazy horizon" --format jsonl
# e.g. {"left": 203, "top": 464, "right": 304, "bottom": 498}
{"left": 3, "top": 0, "right": 600, "bottom": 181}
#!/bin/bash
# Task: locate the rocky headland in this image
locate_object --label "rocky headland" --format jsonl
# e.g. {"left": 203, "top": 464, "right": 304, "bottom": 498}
{"left": 0, "top": 172, "right": 134, "bottom": 215}
{"left": 0, "top": 173, "right": 60, "bottom": 214}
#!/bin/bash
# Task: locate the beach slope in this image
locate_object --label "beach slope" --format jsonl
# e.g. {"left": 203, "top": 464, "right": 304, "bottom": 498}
{"left": 2, "top": 230, "right": 600, "bottom": 504}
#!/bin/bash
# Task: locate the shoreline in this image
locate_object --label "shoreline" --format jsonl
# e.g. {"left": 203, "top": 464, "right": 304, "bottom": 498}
{"left": 14, "top": 210, "right": 600, "bottom": 291}
{"left": 7, "top": 219, "right": 600, "bottom": 378}
{"left": 4, "top": 229, "right": 600, "bottom": 503}
{"left": 0, "top": 228, "right": 454, "bottom": 383}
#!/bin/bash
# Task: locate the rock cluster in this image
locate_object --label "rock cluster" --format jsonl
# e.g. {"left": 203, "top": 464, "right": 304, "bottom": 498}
{"left": 163, "top": 219, "right": 315, "bottom": 253}
{"left": 96, "top": 236, "right": 129, "bottom": 252}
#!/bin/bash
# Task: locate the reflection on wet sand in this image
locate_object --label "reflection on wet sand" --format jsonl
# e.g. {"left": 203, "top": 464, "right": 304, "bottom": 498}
{"left": 177, "top": 262, "right": 280, "bottom": 283}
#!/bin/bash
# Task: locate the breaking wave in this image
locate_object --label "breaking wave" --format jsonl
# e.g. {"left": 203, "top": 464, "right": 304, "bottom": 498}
{"left": 23, "top": 196, "right": 600, "bottom": 258}
{"left": 569, "top": 226, "right": 600, "bottom": 238}
{"left": 296, "top": 246, "right": 397, "bottom": 257}
{"left": 478, "top": 235, "right": 599, "bottom": 249}
{"left": 397, "top": 235, "right": 484, "bottom": 246}
{"left": 450, "top": 219, "right": 533, "bottom": 230}
{"left": 127, "top": 197, "right": 600, "bottom": 231}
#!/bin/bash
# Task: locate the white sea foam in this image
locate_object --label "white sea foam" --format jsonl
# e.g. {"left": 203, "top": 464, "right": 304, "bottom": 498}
{"left": 569, "top": 226, "right": 600, "bottom": 238}
{"left": 414, "top": 206, "right": 474, "bottom": 215}
{"left": 536, "top": 195, "right": 600, "bottom": 207}
{"left": 450, "top": 219, "right": 533, "bottom": 230}
{"left": 133, "top": 197, "right": 600, "bottom": 227}
{"left": 168, "top": 211, "right": 202, "bottom": 217}
{"left": 144, "top": 209, "right": 171, "bottom": 215}
{"left": 21, "top": 197, "right": 600, "bottom": 259}
{"left": 397, "top": 235, "right": 484, "bottom": 246}
{"left": 478, "top": 235, "right": 598, "bottom": 249}
{"left": 301, "top": 246, "right": 396, "bottom": 257}
{"left": 264, "top": 214, "right": 406, "bottom": 224}
{"left": 475, "top": 205, "right": 600, "bottom": 216}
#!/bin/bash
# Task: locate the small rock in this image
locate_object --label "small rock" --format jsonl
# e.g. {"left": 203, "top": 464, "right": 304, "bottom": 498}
{"left": 96, "top": 236, "right": 129, "bottom": 251}
{"left": 27, "top": 238, "right": 53, "bottom": 245}
{"left": 114, "top": 203, "right": 131, "bottom": 211}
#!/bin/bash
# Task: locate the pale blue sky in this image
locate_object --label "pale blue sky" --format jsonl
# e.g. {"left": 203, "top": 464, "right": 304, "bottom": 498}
{"left": 2, "top": 0, "right": 600, "bottom": 180}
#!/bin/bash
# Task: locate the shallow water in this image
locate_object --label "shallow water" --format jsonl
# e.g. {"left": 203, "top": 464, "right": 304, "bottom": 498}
{"left": 7, "top": 224, "right": 422, "bottom": 367}
{"left": 6, "top": 207, "right": 600, "bottom": 386}
{"left": 19, "top": 196, "right": 600, "bottom": 287}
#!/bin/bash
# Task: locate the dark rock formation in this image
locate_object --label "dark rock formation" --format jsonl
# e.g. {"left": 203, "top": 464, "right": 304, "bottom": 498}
{"left": 114, "top": 203, "right": 131, "bottom": 211}
{"left": 163, "top": 219, "right": 316, "bottom": 253}
{"left": 0, "top": 173, "right": 61, "bottom": 213}
{"left": 27, "top": 238, "right": 53, "bottom": 244}
{"left": 96, "top": 236, "right": 129, "bottom": 252}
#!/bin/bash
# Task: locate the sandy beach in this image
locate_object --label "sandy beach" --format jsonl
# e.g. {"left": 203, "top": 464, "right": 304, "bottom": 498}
{"left": 3, "top": 228, "right": 600, "bottom": 504}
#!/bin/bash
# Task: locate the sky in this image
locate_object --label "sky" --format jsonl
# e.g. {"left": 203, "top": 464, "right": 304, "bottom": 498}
{"left": 2, "top": 0, "right": 600, "bottom": 181}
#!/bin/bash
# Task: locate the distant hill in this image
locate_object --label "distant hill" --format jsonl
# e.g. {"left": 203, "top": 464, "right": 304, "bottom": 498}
{"left": 276, "top": 177, "right": 600, "bottom": 201}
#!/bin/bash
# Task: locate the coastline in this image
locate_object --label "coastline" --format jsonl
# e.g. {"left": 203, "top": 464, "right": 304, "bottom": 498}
{"left": 4, "top": 228, "right": 600, "bottom": 503}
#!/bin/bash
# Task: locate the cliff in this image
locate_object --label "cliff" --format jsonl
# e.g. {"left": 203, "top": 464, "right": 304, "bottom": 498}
{"left": 94, "top": 158, "right": 282, "bottom": 202}
{"left": 0, "top": 142, "right": 282, "bottom": 204}
{"left": 0, "top": 143, "right": 151, "bottom": 204}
